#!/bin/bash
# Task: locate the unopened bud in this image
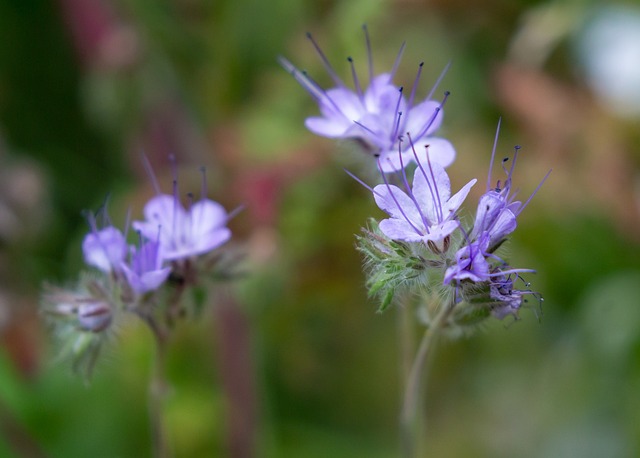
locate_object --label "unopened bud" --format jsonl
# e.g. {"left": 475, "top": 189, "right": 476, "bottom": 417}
{"left": 78, "top": 301, "right": 112, "bottom": 332}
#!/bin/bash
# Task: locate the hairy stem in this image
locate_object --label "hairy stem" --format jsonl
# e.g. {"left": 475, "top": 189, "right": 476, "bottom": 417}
{"left": 398, "top": 295, "right": 414, "bottom": 400}
{"left": 400, "top": 301, "right": 453, "bottom": 458}
{"left": 145, "top": 315, "right": 171, "bottom": 458}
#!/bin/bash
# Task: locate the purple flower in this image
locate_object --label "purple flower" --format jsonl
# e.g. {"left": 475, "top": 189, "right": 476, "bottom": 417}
{"left": 82, "top": 226, "right": 128, "bottom": 273}
{"left": 489, "top": 274, "right": 526, "bottom": 320}
{"left": 133, "top": 194, "right": 231, "bottom": 261}
{"left": 372, "top": 154, "right": 476, "bottom": 248}
{"left": 280, "top": 27, "right": 455, "bottom": 172}
{"left": 443, "top": 233, "right": 491, "bottom": 284}
{"left": 121, "top": 239, "right": 171, "bottom": 294}
{"left": 472, "top": 122, "right": 551, "bottom": 250}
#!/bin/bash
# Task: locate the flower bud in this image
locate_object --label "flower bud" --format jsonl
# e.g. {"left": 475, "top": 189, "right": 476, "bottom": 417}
{"left": 77, "top": 301, "right": 112, "bottom": 332}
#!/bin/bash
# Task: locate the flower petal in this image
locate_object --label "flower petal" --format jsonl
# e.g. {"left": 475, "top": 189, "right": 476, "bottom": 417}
{"left": 444, "top": 178, "right": 477, "bottom": 217}
{"left": 82, "top": 226, "right": 127, "bottom": 273}
{"left": 305, "top": 116, "right": 350, "bottom": 137}
{"left": 405, "top": 100, "right": 442, "bottom": 138}
{"left": 373, "top": 184, "right": 423, "bottom": 228}
{"left": 411, "top": 161, "right": 452, "bottom": 223}
{"left": 379, "top": 218, "right": 424, "bottom": 242}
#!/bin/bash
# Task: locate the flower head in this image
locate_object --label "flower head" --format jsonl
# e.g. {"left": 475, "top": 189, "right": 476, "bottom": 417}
{"left": 121, "top": 238, "right": 171, "bottom": 294}
{"left": 82, "top": 225, "right": 127, "bottom": 273}
{"left": 280, "top": 26, "right": 455, "bottom": 172}
{"left": 443, "top": 232, "right": 491, "bottom": 284}
{"left": 133, "top": 194, "right": 231, "bottom": 261}
{"left": 133, "top": 164, "right": 231, "bottom": 262}
{"left": 472, "top": 121, "right": 551, "bottom": 251}
{"left": 371, "top": 147, "right": 476, "bottom": 249}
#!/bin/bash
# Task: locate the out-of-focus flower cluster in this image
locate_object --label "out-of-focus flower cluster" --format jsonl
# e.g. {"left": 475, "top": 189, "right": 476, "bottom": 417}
{"left": 42, "top": 164, "right": 236, "bottom": 376}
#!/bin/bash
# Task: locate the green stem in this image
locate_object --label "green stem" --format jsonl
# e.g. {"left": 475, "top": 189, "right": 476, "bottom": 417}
{"left": 146, "top": 316, "right": 172, "bottom": 458}
{"left": 398, "top": 295, "right": 414, "bottom": 397}
{"left": 400, "top": 302, "right": 453, "bottom": 458}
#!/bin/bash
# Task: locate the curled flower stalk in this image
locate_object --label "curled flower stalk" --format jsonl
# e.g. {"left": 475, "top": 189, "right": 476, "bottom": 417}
{"left": 352, "top": 123, "right": 549, "bottom": 457}
{"left": 281, "top": 25, "right": 456, "bottom": 172}
{"left": 42, "top": 160, "right": 238, "bottom": 457}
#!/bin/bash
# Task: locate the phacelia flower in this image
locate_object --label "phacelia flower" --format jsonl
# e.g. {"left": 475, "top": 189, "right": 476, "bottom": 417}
{"left": 120, "top": 238, "right": 171, "bottom": 294}
{"left": 472, "top": 122, "right": 550, "bottom": 251}
{"left": 443, "top": 232, "right": 492, "bottom": 284}
{"left": 133, "top": 160, "right": 232, "bottom": 265}
{"left": 82, "top": 226, "right": 128, "bottom": 273}
{"left": 488, "top": 273, "right": 529, "bottom": 320}
{"left": 280, "top": 26, "right": 455, "bottom": 172}
{"left": 372, "top": 148, "right": 476, "bottom": 249}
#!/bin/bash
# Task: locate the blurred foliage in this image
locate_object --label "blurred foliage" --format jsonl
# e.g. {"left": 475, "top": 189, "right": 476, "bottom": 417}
{"left": 0, "top": 0, "right": 639, "bottom": 457}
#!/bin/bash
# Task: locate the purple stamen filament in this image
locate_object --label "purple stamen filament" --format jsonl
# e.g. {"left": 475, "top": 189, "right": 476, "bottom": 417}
{"left": 306, "top": 32, "right": 345, "bottom": 88}
{"left": 348, "top": 57, "right": 364, "bottom": 101}
{"left": 362, "top": 24, "right": 374, "bottom": 84}
{"left": 389, "top": 42, "right": 406, "bottom": 81}
{"left": 409, "top": 136, "right": 443, "bottom": 224}
{"left": 487, "top": 118, "right": 501, "bottom": 191}
{"left": 406, "top": 62, "right": 424, "bottom": 112}
{"left": 397, "top": 139, "right": 431, "bottom": 231}
{"left": 377, "top": 158, "right": 424, "bottom": 236}
{"left": 414, "top": 91, "right": 449, "bottom": 140}
{"left": 390, "top": 86, "right": 404, "bottom": 143}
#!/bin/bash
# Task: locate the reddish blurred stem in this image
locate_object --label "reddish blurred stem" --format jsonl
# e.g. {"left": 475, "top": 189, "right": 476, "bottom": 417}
{"left": 213, "top": 289, "right": 257, "bottom": 458}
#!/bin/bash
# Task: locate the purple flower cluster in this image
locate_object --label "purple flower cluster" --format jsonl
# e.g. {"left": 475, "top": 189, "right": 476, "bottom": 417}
{"left": 83, "top": 186, "right": 231, "bottom": 296}
{"left": 357, "top": 124, "right": 548, "bottom": 322}
{"left": 280, "top": 26, "right": 455, "bottom": 172}
{"left": 282, "top": 27, "right": 548, "bottom": 325}
{"left": 44, "top": 161, "right": 234, "bottom": 373}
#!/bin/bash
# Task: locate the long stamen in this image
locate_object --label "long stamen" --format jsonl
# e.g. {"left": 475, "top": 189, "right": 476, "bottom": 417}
{"left": 487, "top": 118, "right": 502, "bottom": 191}
{"left": 406, "top": 62, "right": 424, "bottom": 112}
{"left": 397, "top": 140, "right": 430, "bottom": 231}
{"left": 518, "top": 169, "right": 552, "bottom": 215}
{"left": 278, "top": 57, "right": 326, "bottom": 102}
{"left": 414, "top": 91, "right": 450, "bottom": 140}
{"left": 142, "top": 154, "right": 162, "bottom": 196}
{"left": 347, "top": 57, "right": 364, "bottom": 101}
{"left": 426, "top": 61, "right": 451, "bottom": 101}
{"left": 389, "top": 42, "right": 406, "bottom": 81}
{"left": 306, "top": 32, "right": 345, "bottom": 87}
{"left": 390, "top": 87, "right": 405, "bottom": 142}
{"left": 425, "top": 146, "right": 445, "bottom": 223}
{"left": 505, "top": 145, "right": 521, "bottom": 190}
{"left": 353, "top": 120, "right": 378, "bottom": 137}
{"left": 279, "top": 57, "right": 349, "bottom": 119}
{"left": 344, "top": 169, "right": 375, "bottom": 193}
{"left": 391, "top": 112, "right": 403, "bottom": 148}
{"left": 377, "top": 159, "right": 424, "bottom": 236}
{"left": 409, "top": 135, "right": 440, "bottom": 224}
{"left": 362, "top": 24, "right": 374, "bottom": 84}
{"left": 225, "top": 205, "right": 245, "bottom": 225}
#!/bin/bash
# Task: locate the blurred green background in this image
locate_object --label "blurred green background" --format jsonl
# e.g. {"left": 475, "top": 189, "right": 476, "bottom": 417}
{"left": 1, "top": 0, "right": 639, "bottom": 456}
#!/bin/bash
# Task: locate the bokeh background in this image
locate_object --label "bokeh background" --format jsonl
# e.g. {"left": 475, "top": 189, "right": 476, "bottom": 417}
{"left": 1, "top": 0, "right": 639, "bottom": 456}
